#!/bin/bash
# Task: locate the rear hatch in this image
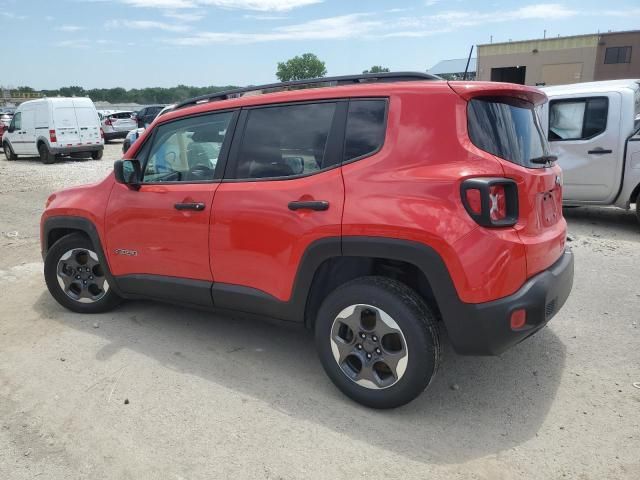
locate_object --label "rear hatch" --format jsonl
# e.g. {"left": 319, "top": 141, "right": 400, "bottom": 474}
{"left": 450, "top": 82, "right": 566, "bottom": 277}
{"left": 53, "top": 107, "right": 82, "bottom": 146}
{"left": 73, "top": 101, "right": 102, "bottom": 145}
{"left": 109, "top": 112, "right": 136, "bottom": 133}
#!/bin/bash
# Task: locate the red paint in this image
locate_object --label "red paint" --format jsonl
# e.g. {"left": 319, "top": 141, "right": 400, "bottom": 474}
{"left": 210, "top": 169, "right": 344, "bottom": 301}
{"left": 43, "top": 79, "right": 566, "bottom": 307}
{"left": 510, "top": 309, "right": 527, "bottom": 329}
{"left": 104, "top": 182, "right": 218, "bottom": 280}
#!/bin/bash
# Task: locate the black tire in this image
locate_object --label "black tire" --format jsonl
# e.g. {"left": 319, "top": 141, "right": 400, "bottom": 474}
{"left": 44, "top": 233, "right": 122, "bottom": 313}
{"left": 91, "top": 149, "right": 103, "bottom": 160}
{"left": 3, "top": 142, "right": 17, "bottom": 160}
{"left": 315, "top": 276, "right": 441, "bottom": 409}
{"left": 38, "top": 142, "right": 55, "bottom": 164}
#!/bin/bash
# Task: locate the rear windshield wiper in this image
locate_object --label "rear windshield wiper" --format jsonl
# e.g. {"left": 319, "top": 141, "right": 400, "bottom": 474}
{"left": 529, "top": 155, "right": 557, "bottom": 165}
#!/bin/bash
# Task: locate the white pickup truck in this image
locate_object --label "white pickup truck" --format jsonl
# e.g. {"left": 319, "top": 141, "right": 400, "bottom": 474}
{"left": 540, "top": 80, "right": 640, "bottom": 223}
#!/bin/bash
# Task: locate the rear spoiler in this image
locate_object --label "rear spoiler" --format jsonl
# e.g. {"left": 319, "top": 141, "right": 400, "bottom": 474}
{"left": 448, "top": 81, "right": 548, "bottom": 106}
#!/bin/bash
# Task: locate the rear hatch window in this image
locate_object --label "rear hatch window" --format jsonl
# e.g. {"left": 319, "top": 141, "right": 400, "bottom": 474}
{"left": 467, "top": 97, "right": 550, "bottom": 169}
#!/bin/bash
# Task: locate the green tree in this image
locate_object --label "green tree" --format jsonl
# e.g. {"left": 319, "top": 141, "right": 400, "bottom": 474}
{"left": 276, "top": 53, "right": 327, "bottom": 82}
{"left": 363, "top": 66, "right": 390, "bottom": 74}
{"left": 58, "top": 86, "right": 86, "bottom": 97}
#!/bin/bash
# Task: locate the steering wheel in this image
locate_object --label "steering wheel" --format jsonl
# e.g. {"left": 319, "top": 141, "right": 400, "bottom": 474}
{"left": 187, "top": 163, "right": 214, "bottom": 180}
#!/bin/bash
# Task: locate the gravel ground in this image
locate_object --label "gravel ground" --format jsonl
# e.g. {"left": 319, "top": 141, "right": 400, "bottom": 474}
{"left": 0, "top": 142, "right": 639, "bottom": 479}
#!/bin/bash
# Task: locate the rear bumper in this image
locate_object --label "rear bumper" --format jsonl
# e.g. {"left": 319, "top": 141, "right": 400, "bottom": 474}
{"left": 443, "top": 248, "right": 574, "bottom": 355}
{"left": 104, "top": 131, "right": 129, "bottom": 140}
{"left": 50, "top": 144, "right": 103, "bottom": 155}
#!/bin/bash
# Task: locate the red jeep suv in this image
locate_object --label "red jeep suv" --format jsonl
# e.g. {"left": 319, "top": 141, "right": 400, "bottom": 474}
{"left": 41, "top": 73, "right": 573, "bottom": 408}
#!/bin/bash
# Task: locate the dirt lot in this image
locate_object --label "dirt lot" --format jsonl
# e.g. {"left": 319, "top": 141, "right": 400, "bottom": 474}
{"left": 1, "top": 142, "right": 639, "bottom": 479}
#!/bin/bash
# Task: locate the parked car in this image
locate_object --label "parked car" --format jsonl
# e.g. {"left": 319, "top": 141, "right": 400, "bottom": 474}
{"left": 40, "top": 73, "right": 573, "bottom": 408}
{"left": 540, "top": 79, "right": 640, "bottom": 222}
{"left": 0, "top": 112, "right": 12, "bottom": 144}
{"left": 3, "top": 98, "right": 104, "bottom": 164}
{"left": 134, "top": 105, "right": 165, "bottom": 128}
{"left": 122, "top": 105, "right": 174, "bottom": 154}
{"left": 101, "top": 111, "right": 136, "bottom": 142}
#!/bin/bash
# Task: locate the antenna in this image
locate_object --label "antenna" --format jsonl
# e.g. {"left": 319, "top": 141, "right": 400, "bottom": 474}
{"left": 463, "top": 45, "right": 474, "bottom": 81}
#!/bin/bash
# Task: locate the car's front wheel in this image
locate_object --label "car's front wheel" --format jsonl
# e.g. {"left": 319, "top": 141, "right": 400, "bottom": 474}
{"left": 315, "top": 276, "right": 441, "bottom": 409}
{"left": 91, "top": 149, "right": 103, "bottom": 160}
{"left": 44, "top": 233, "right": 122, "bottom": 313}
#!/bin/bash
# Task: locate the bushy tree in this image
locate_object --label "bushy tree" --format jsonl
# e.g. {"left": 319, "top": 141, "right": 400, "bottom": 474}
{"left": 276, "top": 53, "right": 327, "bottom": 82}
{"left": 363, "top": 66, "right": 390, "bottom": 74}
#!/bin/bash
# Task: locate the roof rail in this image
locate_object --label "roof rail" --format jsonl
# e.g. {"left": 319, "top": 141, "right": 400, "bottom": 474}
{"left": 174, "top": 71, "right": 441, "bottom": 110}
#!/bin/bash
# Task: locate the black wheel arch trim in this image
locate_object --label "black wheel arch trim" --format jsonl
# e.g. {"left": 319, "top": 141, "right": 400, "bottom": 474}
{"left": 211, "top": 236, "right": 459, "bottom": 328}
{"left": 42, "top": 216, "right": 125, "bottom": 297}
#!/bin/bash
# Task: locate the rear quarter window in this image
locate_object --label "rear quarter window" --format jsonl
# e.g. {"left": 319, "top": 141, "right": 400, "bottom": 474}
{"left": 344, "top": 99, "right": 387, "bottom": 162}
{"left": 467, "top": 97, "right": 549, "bottom": 169}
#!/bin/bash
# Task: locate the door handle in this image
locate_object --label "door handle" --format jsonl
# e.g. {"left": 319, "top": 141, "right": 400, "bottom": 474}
{"left": 174, "top": 202, "right": 206, "bottom": 211}
{"left": 288, "top": 200, "right": 329, "bottom": 211}
{"left": 587, "top": 148, "right": 612, "bottom": 155}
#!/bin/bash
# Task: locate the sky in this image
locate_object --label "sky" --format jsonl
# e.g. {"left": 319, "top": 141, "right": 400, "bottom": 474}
{"left": 1, "top": 0, "right": 639, "bottom": 89}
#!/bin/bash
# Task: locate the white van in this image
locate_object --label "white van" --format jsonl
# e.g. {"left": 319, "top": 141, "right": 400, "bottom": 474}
{"left": 539, "top": 80, "right": 640, "bottom": 222}
{"left": 2, "top": 97, "right": 104, "bottom": 164}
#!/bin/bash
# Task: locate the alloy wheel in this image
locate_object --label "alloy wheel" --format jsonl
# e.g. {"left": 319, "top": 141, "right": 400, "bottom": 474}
{"left": 56, "top": 248, "right": 109, "bottom": 303}
{"left": 330, "top": 304, "right": 409, "bottom": 389}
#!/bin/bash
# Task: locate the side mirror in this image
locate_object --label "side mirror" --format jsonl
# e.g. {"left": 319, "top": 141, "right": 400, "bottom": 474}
{"left": 114, "top": 159, "right": 141, "bottom": 190}
{"left": 7, "top": 125, "right": 14, "bottom": 133}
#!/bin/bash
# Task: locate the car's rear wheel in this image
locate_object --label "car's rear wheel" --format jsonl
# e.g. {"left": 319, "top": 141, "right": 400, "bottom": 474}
{"left": 3, "top": 142, "right": 17, "bottom": 160}
{"left": 38, "top": 143, "right": 55, "bottom": 164}
{"left": 44, "top": 233, "right": 122, "bottom": 313}
{"left": 91, "top": 149, "right": 103, "bottom": 160}
{"left": 315, "top": 276, "right": 440, "bottom": 409}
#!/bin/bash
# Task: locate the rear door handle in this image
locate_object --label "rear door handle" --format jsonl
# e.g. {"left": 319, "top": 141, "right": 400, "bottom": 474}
{"left": 588, "top": 148, "right": 612, "bottom": 155}
{"left": 174, "top": 202, "right": 206, "bottom": 211}
{"left": 288, "top": 200, "right": 329, "bottom": 211}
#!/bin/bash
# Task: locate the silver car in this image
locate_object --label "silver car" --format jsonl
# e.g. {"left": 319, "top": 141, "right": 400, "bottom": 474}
{"left": 101, "top": 111, "right": 137, "bottom": 142}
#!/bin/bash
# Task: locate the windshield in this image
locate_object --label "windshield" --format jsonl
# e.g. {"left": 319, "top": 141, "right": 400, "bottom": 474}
{"left": 467, "top": 97, "right": 550, "bottom": 168}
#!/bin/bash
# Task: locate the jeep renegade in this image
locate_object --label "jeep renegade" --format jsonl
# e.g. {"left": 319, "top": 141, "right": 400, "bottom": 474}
{"left": 41, "top": 73, "right": 574, "bottom": 408}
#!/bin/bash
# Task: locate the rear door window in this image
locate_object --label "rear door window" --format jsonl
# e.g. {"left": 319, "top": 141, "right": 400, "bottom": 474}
{"left": 75, "top": 107, "right": 99, "bottom": 126}
{"left": 344, "top": 99, "right": 387, "bottom": 162}
{"left": 467, "top": 97, "right": 550, "bottom": 169}
{"left": 548, "top": 97, "right": 608, "bottom": 141}
{"left": 232, "top": 102, "right": 337, "bottom": 179}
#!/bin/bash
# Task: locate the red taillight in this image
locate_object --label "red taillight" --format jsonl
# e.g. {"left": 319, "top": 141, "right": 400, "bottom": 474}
{"left": 464, "top": 189, "right": 482, "bottom": 215}
{"left": 49, "top": 129, "right": 57, "bottom": 143}
{"left": 461, "top": 178, "right": 518, "bottom": 227}
{"left": 104, "top": 118, "right": 113, "bottom": 126}
{"left": 489, "top": 185, "right": 507, "bottom": 221}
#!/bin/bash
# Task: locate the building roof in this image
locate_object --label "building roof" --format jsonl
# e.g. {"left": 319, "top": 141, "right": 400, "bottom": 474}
{"left": 427, "top": 58, "right": 476, "bottom": 75}
{"left": 478, "top": 29, "right": 640, "bottom": 48}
